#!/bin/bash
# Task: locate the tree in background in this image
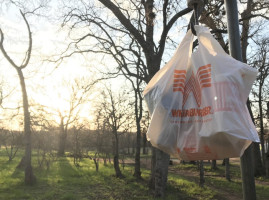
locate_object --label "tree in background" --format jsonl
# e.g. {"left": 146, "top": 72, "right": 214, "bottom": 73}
{"left": 71, "top": 123, "right": 85, "bottom": 166}
{"left": 0, "top": 129, "right": 22, "bottom": 161}
{"left": 94, "top": 109, "right": 114, "bottom": 166}
{"left": 53, "top": 79, "right": 93, "bottom": 156}
{"left": 95, "top": 86, "right": 131, "bottom": 178}
{"left": 251, "top": 37, "right": 269, "bottom": 175}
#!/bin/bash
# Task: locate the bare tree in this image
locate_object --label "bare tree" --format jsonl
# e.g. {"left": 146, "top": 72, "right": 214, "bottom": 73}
{"left": 33, "top": 129, "right": 57, "bottom": 170}
{"left": 251, "top": 37, "right": 269, "bottom": 175}
{"left": 54, "top": 78, "right": 93, "bottom": 156}
{"left": 121, "top": 66, "right": 144, "bottom": 178}
{"left": 71, "top": 124, "right": 85, "bottom": 167}
{"left": 0, "top": 129, "right": 22, "bottom": 161}
{"left": 95, "top": 86, "right": 131, "bottom": 178}
{"left": 0, "top": 10, "right": 36, "bottom": 185}
{"left": 94, "top": 110, "right": 113, "bottom": 166}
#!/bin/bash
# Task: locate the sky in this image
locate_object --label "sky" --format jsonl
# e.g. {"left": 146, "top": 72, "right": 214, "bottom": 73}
{"left": 0, "top": 1, "right": 139, "bottom": 131}
{"left": 0, "top": 3, "right": 97, "bottom": 129}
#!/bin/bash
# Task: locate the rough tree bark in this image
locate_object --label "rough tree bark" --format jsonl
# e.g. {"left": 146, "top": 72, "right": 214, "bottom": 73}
{"left": 154, "top": 149, "right": 170, "bottom": 197}
{"left": 252, "top": 142, "right": 264, "bottom": 176}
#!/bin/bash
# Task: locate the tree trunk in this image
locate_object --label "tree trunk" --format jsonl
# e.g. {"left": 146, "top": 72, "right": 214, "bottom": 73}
{"left": 132, "top": 139, "right": 135, "bottom": 155}
{"left": 93, "top": 158, "right": 99, "bottom": 172}
{"left": 143, "top": 132, "right": 147, "bottom": 154}
{"left": 154, "top": 149, "right": 170, "bottom": 198}
{"left": 240, "top": 145, "right": 256, "bottom": 200}
{"left": 58, "top": 120, "right": 67, "bottom": 156}
{"left": 149, "top": 147, "right": 156, "bottom": 189}
{"left": 108, "top": 153, "right": 111, "bottom": 164}
{"left": 266, "top": 138, "right": 269, "bottom": 178}
{"left": 127, "top": 142, "right": 130, "bottom": 155}
{"left": 258, "top": 86, "right": 266, "bottom": 168}
{"left": 132, "top": 82, "right": 143, "bottom": 179}
{"left": 247, "top": 99, "right": 264, "bottom": 176}
{"left": 113, "top": 133, "right": 124, "bottom": 178}
{"left": 17, "top": 156, "right": 26, "bottom": 169}
{"left": 225, "top": 158, "right": 231, "bottom": 181}
{"left": 113, "top": 155, "right": 122, "bottom": 177}
{"left": 211, "top": 160, "right": 217, "bottom": 170}
{"left": 265, "top": 153, "right": 269, "bottom": 178}
{"left": 252, "top": 142, "right": 264, "bottom": 176}
{"left": 103, "top": 153, "right": 107, "bottom": 166}
{"left": 199, "top": 160, "right": 205, "bottom": 187}
{"left": 134, "top": 121, "right": 141, "bottom": 179}
{"left": 222, "top": 159, "right": 226, "bottom": 166}
{"left": 17, "top": 69, "right": 35, "bottom": 185}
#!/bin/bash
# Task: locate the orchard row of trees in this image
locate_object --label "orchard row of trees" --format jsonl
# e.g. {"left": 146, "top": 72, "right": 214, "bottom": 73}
{"left": 0, "top": 0, "right": 268, "bottom": 198}
{"left": 0, "top": 126, "right": 149, "bottom": 168}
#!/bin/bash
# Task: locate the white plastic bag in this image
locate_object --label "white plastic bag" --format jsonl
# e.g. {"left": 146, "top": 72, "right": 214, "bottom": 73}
{"left": 143, "top": 25, "right": 260, "bottom": 161}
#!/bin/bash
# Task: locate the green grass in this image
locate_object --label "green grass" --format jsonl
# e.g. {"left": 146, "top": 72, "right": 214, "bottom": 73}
{"left": 166, "top": 174, "right": 217, "bottom": 200}
{"left": 0, "top": 149, "right": 152, "bottom": 200}
{"left": 0, "top": 149, "right": 269, "bottom": 199}
{"left": 171, "top": 160, "right": 269, "bottom": 199}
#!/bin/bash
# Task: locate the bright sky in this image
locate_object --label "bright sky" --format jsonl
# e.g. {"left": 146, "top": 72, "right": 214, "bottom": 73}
{"left": 0, "top": 3, "right": 104, "bottom": 130}
{"left": 0, "top": 1, "right": 136, "bottom": 131}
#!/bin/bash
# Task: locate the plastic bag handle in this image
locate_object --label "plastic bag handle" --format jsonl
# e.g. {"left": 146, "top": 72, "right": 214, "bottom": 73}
{"left": 143, "top": 29, "right": 194, "bottom": 96}
{"left": 194, "top": 25, "right": 226, "bottom": 55}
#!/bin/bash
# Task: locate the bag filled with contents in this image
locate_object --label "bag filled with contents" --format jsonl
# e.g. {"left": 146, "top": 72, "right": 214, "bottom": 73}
{"left": 143, "top": 25, "right": 260, "bottom": 161}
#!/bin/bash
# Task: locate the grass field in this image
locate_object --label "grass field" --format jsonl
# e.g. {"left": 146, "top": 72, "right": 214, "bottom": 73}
{"left": 0, "top": 149, "right": 268, "bottom": 200}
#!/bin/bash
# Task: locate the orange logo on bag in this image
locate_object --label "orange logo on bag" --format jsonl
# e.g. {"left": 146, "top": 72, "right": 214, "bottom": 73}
{"left": 173, "top": 64, "right": 211, "bottom": 107}
{"left": 173, "top": 69, "right": 187, "bottom": 93}
{"left": 183, "top": 147, "right": 196, "bottom": 153}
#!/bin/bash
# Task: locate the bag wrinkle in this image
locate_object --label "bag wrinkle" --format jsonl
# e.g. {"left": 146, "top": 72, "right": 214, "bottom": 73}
{"left": 144, "top": 25, "right": 259, "bottom": 161}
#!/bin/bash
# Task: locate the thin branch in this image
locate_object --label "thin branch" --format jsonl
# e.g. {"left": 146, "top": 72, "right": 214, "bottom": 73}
{"left": 0, "top": 10, "right": 32, "bottom": 70}
{"left": 97, "top": 0, "right": 147, "bottom": 52}
{"left": 157, "top": 7, "right": 192, "bottom": 58}
{"left": 20, "top": 10, "right": 32, "bottom": 69}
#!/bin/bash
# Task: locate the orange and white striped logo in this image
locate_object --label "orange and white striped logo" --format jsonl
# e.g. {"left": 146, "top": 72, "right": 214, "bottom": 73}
{"left": 173, "top": 64, "right": 211, "bottom": 107}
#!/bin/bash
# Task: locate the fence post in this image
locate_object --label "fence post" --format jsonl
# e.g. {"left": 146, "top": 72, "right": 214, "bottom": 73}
{"left": 224, "top": 1, "right": 256, "bottom": 200}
